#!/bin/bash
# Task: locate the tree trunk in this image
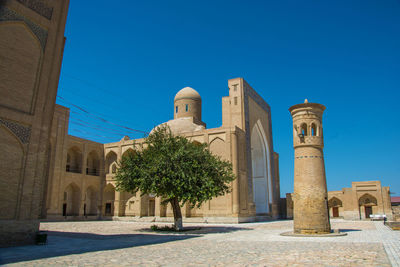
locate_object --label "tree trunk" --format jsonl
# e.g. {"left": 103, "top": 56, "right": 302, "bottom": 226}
{"left": 170, "top": 197, "right": 183, "bottom": 231}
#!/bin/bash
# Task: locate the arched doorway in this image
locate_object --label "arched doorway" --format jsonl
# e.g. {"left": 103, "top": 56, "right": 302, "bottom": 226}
{"left": 251, "top": 121, "right": 271, "bottom": 214}
{"left": 85, "top": 186, "right": 98, "bottom": 216}
{"left": 359, "top": 193, "right": 377, "bottom": 219}
{"left": 64, "top": 183, "right": 81, "bottom": 216}
{"left": 103, "top": 183, "right": 115, "bottom": 216}
{"left": 328, "top": 197, "right": 343, "bottom": 218}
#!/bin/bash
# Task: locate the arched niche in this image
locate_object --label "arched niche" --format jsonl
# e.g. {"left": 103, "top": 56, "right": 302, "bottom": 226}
{"left": 209, "top": 137, "right": 226, "bottom": 160}
{"left": 0, "top": 125, "right": 24, "bottom": 219}
{"left": 105, "top": 151, "right": 117, "bottom": 174}
{"left": 0, "top": 22, "right": 41, "bottom": 113}
{"left": 250, "top": 120, "right": 272, "bottom": 214}
{"left": 103, "top": 183, "right": 115, "bottom": 216}
{"left": 85, "top": 186, "right": 98, "bottom": 215}
{"left": 122, "top": 148, "right": 135, "bottom": 159}
{"left": 64, "top": 183, "right": 81, "bottom": 216}
{"left": 66, "top": 146, "right": 82, "bottom": 173}
{"left": 86, "top": 150, "right": 100, "bottom": 176}
{"left": 359, "top": 193, "right": 377, "bottom": 206}
{"left": 328, "top": 197, "right": 343, "bottom": 208}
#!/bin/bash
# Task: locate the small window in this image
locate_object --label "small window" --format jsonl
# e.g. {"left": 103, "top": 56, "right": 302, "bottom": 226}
{"left": 64, "top": 192, "right": 67, "bottom": 201}
{"left": 301, "top": 123, "right": 307, "bottom": 136}
{"left": 185, "top": 104, "right": 188, "bottom": 112}
{"left": 311, "top": 123, "right": 317, "bottom": 136}
{"left": 175, "top": 106, "right": 178, "bottom": 113}
{"left": 234, "top": 97, "right": 238, "bottom": 105}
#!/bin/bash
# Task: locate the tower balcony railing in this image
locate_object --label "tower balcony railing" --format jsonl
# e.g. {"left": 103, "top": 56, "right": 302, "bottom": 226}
{"left": 86, "top": 168, "right": 100, "bottom": 176}
{"left": 65, "top": 165, "right": 82, "bottom": 174}
{"left": 294, "top": 135, "right": 323, "bottom": 147}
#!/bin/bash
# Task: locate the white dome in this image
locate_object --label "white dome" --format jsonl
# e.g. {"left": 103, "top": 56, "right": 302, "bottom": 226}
{"left": 151, "top": 117, "right": 205, "bottom": 135}
{"left": 174, "top": 87, "right": 201, "bottom": 102}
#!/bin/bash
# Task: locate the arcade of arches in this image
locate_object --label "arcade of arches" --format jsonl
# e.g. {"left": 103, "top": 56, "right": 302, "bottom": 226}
{"left": 286, "top": 181, "right": 393, "bottom": 220}
{"left": 45, "top": 78, "right": 282, "bottom": 222}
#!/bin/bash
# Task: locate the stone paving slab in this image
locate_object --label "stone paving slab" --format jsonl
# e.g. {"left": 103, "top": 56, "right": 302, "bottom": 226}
{"left": 0, "top": 220, "right": 397, "bottom": 266}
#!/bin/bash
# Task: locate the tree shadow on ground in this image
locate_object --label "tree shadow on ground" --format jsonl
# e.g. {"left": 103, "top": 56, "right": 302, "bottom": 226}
{"left": 0, "top": 231, "right": 200, "bottom": 265}
{"left": 140, "top": 226, "right": 251, "bottom": 235}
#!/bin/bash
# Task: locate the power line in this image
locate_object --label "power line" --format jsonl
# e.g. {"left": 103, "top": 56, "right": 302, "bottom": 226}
{"left": 57, "top": 95, "right": 149, "bottom": 135}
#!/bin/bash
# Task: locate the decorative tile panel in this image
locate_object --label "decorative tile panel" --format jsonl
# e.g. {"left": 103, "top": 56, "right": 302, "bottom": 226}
{"left": 0, "top": 6, "right": 48, "bottom": 50}
{"left": 16, "top": 0, "right": 53, "bottom": 20}
{"left": 0, "top": 118, "right": 31, "bottom": 144}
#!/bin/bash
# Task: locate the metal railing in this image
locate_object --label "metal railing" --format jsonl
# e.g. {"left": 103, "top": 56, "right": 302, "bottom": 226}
{"left": 86, "top": 168, "right": 100, "bottom": 176}
{"left": 66, "top": 165, "right": 82, "bottom": 173}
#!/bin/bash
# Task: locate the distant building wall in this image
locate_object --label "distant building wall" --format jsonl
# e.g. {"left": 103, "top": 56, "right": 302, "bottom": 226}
{"left": 286, "top": 181, "right": 393, "bottom": 221}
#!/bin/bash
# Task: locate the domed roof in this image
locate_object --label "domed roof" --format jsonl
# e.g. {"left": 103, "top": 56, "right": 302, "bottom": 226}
{"left": 150, "top": 117, "right": 205, "bottom": 135}
{"left": 174, "top": 87, "right": 201, "bottom": 102}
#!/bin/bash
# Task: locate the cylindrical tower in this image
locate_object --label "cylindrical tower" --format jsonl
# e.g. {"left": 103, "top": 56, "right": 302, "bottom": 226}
{"left": 174, "top": 87, "right": 202, "bottom": 123}
{"left": 289, "top": 99, "right": 331, "bottom": 234}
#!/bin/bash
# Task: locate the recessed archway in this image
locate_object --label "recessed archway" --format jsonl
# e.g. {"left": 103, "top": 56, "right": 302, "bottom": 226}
{"left": 250, "top": 120, "right": 272, "bottom": 214}
{"left": 87, "top": 150, "right": 100, "bottom": 176}
{"left": 105, "top": 151, "right": 117, "bottom": 174}
{"left": 103, "top": 183, "right": 116, "bottom": 216}
{"left": 64, "top": 183, "right": 81, "bottom": 216}
{"left": 66, "top": 146, "right": 82, "bottom": 173}
{"left": 85, "top": 186, "right": 98, "bottom": 216}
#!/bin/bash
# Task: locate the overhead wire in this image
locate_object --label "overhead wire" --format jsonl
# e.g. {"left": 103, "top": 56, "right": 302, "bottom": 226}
{"left": 57, "top": 95, "right": 149, "bottom": 135}
{"left": 57, "top": 73, "right": 151, "bottom": 142}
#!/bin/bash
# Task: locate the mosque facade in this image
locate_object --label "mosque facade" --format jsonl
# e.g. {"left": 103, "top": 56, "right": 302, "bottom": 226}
{"left": 45, "top": 78, "right": 282, "bottom": 223}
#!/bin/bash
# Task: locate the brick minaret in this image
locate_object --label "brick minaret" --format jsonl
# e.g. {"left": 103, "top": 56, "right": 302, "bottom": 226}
{"left": 289, "top": 99, "right": 331, "bottom": 234}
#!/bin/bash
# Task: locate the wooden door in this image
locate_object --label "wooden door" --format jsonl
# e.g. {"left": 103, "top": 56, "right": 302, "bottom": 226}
{"left": 365, "top": 206, "right": 372, "bottom": 218}
{"left": 62, "top": 203, "right": 67, "bottom": 216}
{"left": 332, "top": 207, "right": 339, "bottom": 217}
{"left": 105, "top": 203, "right": 112, "bottom": 215}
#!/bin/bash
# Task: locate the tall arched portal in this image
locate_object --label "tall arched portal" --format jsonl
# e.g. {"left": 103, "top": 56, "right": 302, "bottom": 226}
{"left": 251, "top": 121, "right": 272, "bottom": 214}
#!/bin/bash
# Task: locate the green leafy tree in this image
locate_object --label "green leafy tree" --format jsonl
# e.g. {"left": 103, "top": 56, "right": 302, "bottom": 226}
{"left": 115, "top": 125, "right": 235, "bottom": 230}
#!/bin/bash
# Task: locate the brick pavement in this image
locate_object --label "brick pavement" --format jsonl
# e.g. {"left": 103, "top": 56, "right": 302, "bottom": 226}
{"left": 0, "top": 220, "right": 397, "bottom": 266}
{"left": 375, "top": 221, "right": 400, "bottom": 267}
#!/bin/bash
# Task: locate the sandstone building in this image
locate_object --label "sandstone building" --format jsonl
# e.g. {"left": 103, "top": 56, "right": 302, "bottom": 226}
{"left": 0, "top": 0, "right": 69, "bottom": 246}
{"left": 45, "top": 78, "right": 281, "bottom": 223}
{"left": 286, "top": 181, "right": 393, "bottom": 220}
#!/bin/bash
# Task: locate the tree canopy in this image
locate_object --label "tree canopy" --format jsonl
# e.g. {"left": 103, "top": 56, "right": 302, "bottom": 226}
{"left": 115, "top": 125, "right": 235, "bottom": 230}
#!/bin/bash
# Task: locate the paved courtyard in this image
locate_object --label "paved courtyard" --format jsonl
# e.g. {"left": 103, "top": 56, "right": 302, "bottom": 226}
{"left": 0, "top": 219, "right": 399, "bottom": 266}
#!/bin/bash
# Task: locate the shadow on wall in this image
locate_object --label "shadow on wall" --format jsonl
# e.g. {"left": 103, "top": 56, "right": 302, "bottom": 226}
{"left": 0, "top": 231, "right": 199, "bottom": 264}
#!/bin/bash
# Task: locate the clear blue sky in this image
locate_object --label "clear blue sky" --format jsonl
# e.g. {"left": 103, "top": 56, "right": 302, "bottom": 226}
{"left": 57, "top": 0, "right": 400, "bottom": 197}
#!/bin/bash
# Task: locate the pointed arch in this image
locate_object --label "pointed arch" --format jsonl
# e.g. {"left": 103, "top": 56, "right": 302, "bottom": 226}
{"left": 0, "top": 22, "right": 42, "bottom": 113}
{"left": 209, "top": 137, "right": 226, "bottom": 160}
{"left": 250, "top": 120, "right": 272, "bottom": 214}
{"left": 311, "top": 123, "right": 317, "bottom": 136}
{"left": 0, "top": 125, "right": 24, "bottom": 219}
{"left": 359, "top": 193, "right": 377, "bottom": 206}
{"left": 122, "top": 148, "right": 135, "bottom": 159}
{"left": 300, "top": 123, "right": 308, "bottom": 136}
{"left": 64, "top": 183, "right": 81, "bottom": 216}
{"left": 328, "top": 197, "right": 343, "bottom": 207}
{"left": 105, "top": 151, "right": 117, "bottom": 174}
{"left": 86, "top": 150, "right": 100, "bottom": 176}
{"left": 103, "top": 183, "right": 116, "bottom": 216}
{"left": 66, "top": 146, "right": 82, "bottom": 173}
{"left": 85, "top": 186, "right": 98, "bottom": 215}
